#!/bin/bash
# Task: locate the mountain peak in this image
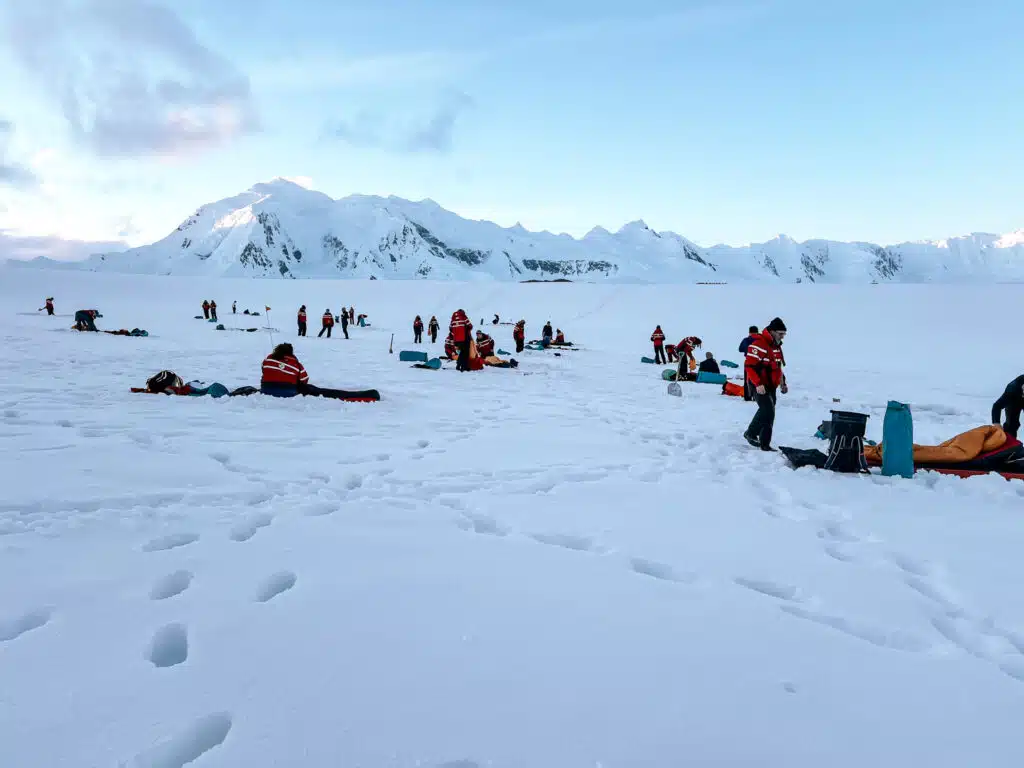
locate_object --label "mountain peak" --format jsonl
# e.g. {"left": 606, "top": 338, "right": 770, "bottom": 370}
{"left": 618, "top": 219, "right": 651, "bottom": 235}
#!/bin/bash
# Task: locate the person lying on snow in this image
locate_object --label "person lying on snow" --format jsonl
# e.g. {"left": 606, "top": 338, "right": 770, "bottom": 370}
{"left": 698, "top": 352, "right": 720, "bottom": 375}
{"left": 992, "top": 374, "right": 1024, "bottom": 439}
{"left": 73, "top": 309, "right": 99, "bottom": 331}
{"left": 475, "top": 330, "right": 495, "bottom": 358}
{"left": 44, "top": 297, "right": 54, "bottom": 315}
{"left": 261, "top": 344, "right": 362, "bottom": 400}
{"left": 651, "top": 325, "right": 666, "bottom": 364}
{"left": 513, "top": 320, "right": 526, "bottom": 353}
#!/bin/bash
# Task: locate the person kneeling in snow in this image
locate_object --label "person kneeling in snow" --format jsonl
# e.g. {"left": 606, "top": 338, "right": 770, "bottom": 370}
{"left": 475, "top": 330, "right": 495, "bottom": 358}
{"left": 73, "top": 309, "right": 99, "bottom": 331}
{"left": 992, "top": 374, "right": 1024, "bottom": 439}
{"left": 445, "top": 332, "right": 457, "bottom": 360}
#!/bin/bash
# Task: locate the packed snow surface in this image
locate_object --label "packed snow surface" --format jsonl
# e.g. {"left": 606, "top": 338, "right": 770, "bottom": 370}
{"left": 2, "top": 267, "right": 1024, "bottom": 768}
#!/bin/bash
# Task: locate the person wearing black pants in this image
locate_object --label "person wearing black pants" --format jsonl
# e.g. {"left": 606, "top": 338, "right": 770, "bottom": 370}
{"left": 743, "top": 318, "right": 788, "bottom": 451}
{"left": 456, "top": 340, "right": 471, "bottom": 371}
{"left": 297, "top": 305, "right": 307, "bottom": 337}
{"left": 340, "top": 311, "right": 349, "bottom": 339}
{"left": 318, "top": 309, "right": 333, "bottom": 338}
{"left": 992, "top": 374, "right": 1024, "bottom": 439}
{"left": 413, "top": 316, "right": 424, "bottom": 344}
{"left": 428, "top": 316, "right": 439, "bottom": 343}
{"left": 739, "top": 325, "right": 759, "bottom": 401}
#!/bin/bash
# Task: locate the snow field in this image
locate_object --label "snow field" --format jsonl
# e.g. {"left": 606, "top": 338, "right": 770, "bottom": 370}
{"left": 1, "top": 267, "right": 1023, "bottom": 767}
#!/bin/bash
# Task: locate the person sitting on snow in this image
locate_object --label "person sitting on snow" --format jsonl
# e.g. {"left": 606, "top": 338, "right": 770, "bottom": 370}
{"left": 698, "top": 352, "right": 720, "bottom": 375}
{"left": 475, "top": 330, "right": 495, "bottom": 358}
{"left": 554, "top": 329, "right": 566, "bottom": 345}
{"left": 445, "top": 332, "right": 457, "bottom": 360}
{"left": 260, "top": 344, "right": 357, "bottom": 400}
{"left": 992, "top": 374, "right": 1024, "bottom": 439}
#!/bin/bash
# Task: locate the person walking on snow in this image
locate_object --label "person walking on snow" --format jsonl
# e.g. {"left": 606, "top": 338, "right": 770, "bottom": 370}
{"left": 513, "top": 320, "right": 526, "bottom": 353}
{"left": 428, "top": 316, "right": 440, "bottom": 343}
{"left": 739, "top": 325, "right": 759, "bottom": 400}
{"left": 992, "top": 374, "right": 1024, "bottom": 439}
{"left": 318, "top": 309, "right": 334, "bottom": 338}
{"left": 413, "top": 316, "right": 424, "bottom": 344}
{"left": 340, "top": 308, "right": 349, "bottom": 338}
{"left": 202, "top": 300, "right": 210, "bottom": 319}
{"left": 651, "top": 325, "right": 666, "bottom": 364}
{"left": 297, "top": 305, "right": 307, "bottom": 337}
{"left": 450, "top": 309, "right": 472, "bottom": 371}
{"left": 743, "top": 318, "right": 788, "bottom": 451}
{"left": 44, "top": 297, "right": 54, "bottom": 316}
{"left": 232, "top": 301, "right": 237, "bottom": 315}
{"left": 475, "top": 330, "right": 495, "bottom": 358}
{"left": 210, "top": 301, "right": 218, "bottom": 322}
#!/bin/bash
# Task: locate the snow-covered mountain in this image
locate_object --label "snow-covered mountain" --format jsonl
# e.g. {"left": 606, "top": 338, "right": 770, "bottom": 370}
{"left": 31, "top": 179, "right": 1024, "bottom": 282}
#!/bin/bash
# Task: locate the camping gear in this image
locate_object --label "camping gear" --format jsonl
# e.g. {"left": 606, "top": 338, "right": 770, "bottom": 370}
{"left": 413, "top": 358, "right": 442, "bottom": 370}
{"left": 498, "top": 349, "right": 511, "bottom": 356}
{"left": 722, "top": 382, "right": 744, "bottom": 397}
{"left": 662, "top": 368, "right": 678, "bottom": 381}
{"left": 696, "top": 371, "right": 727, "bottom": 385}
{"left": 399, "top": 350, "right": 429, "bottom": 363}
{"left": 863, "top": 425, "right": 1024, "bottom": 475}
{"left": 881, "top": 401, "right": 914, "bottom": 479}
{"left": 146, "top": 371, "right": 183, "bottom": 393}
{"left": 186, "top": 381, "right": 230, "bottom": 398}
{"left": 720, "top": 360, "right": 739, "bottom": 368}
{"left": 641, "top": 356, "right": 656, "bottom": 364}
{"left": 823, "top": 411, "right": 871, "bottom": 474}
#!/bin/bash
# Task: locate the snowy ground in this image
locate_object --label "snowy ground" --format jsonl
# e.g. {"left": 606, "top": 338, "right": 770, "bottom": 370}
{"left": 2, "top": 266, "right": 1023, "bottom": 768}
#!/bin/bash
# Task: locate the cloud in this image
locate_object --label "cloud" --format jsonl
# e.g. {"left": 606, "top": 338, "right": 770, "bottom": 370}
{"left": 115, "top": 216, "right": 140, "bottom": 239}
{"left": 329, "top": 91, "right": 475, "bottom": 154}
{"left": 0, "top": 229, "right": 126, "bottom": 261}
{"left": 251, "top": 50, "right": 473, "bottom": 92}
{"left": 0, "top": 0, "right": 258, "bottom": 157}
{"left": 0, "top": 120, "right": 38, "bottom": 188}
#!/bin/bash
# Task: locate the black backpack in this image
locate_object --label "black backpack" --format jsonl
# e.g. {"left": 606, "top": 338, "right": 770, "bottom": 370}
{"left": 146, "top": 370, "right": 183, "bottom": 393}
{"left": 823, "top": 411, "right": 871, "bottom": 473}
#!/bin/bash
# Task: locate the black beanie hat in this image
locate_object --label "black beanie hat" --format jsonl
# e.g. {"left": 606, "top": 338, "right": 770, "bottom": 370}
{"left": 767, "top": 317, "right": 787, "bottom": 332}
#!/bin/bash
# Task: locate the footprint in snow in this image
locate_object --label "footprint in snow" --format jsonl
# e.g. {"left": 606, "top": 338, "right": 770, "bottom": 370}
{"left": 255, "top": 571, "right": 297, "bottom": 603}
{"left": 142, "top": 533, "right": 199, "bottom": 553}
{"left": 230, "top": 512, "right": 274, "bottom": 542}
{"left": 456, "top": 513, "right": 508, "bottom": 537}
{"left": 126, "top": 712, "right": 232, "bottom": 768}
{"left": 0, "top": 607, "right": 53, "bottom": 643}
{"left": 150, "top": 570, "right": 193, "bottom": 600}
{"left": 735, "top": 577, "right": 806, "bottom": 603}
{"left": 529, "top": 532, "right": 603, "bottom": 554}
{"left": 631, "top": 558, "right": 695, "bottom": 584}
{"left": 147, "top": 623, "right": 188, "bottom": 668}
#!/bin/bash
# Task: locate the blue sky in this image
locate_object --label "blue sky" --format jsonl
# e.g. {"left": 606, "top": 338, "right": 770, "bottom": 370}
{"left": 0, "top": 0, "right": 1021, "bottom": 258}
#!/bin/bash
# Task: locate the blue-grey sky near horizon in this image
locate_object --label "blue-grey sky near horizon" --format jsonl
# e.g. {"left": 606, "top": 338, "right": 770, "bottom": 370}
{"left": 0, "top": 0, "right": 1021, "bottom": 258}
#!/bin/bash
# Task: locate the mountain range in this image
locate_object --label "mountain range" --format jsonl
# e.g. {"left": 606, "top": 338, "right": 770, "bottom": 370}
{"left": 24, "top": 178, "right": 1024, "bottom": 282}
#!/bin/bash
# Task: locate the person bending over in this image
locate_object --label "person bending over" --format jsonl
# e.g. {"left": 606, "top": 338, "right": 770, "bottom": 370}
{"left": 992, "top": 374, "right": 1024, "bottom": 439}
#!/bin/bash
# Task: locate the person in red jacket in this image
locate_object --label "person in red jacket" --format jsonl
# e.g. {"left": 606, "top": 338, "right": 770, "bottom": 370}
{"left": 743, "top": 318, "right": 788, "bottom": 451}
{"left": 297, "top": 305, "right": 307, "bottom": 337}
{"left": 209, "top": 300, "right": 218, "bottom": 321}
{"left": 44, "top": 297, "right": 55, "bottom": 315}
{"left": 675, "top": 336, "right": 702, "bottom": 378}
{"left": 651, "top": 325, "right": 666, "bottom": 364}
{"left": 444, "top": 332, "right": 457, "bottom": 360}
{"left": 475, "top": 330, "right": 495, "bottom": 358}
{"left": 318, "top": 309, "right": 334, "bottom": 338}
{"left": 450, "top": 309, "right": 472, "bottom": 371}
{"left": 666, "top": 344, "right": 679, "bottom": 363}
{"left": 261, "top": 343, "right": 310, "bottom": 396}
{"left": 413, "top": 315, "right": 424, "bottom": 343}
{"left": 202, "top": 300, "right": 210, "bottom": 319}
{"left": 513, "top": 320, "right": 526, "bottom": 353}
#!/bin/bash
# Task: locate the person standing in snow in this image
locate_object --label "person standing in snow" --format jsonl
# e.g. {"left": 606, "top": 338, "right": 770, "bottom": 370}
{"left": 210, "top": 300, "right": 218, "bottom": 321}
{"left": 450, "top": 309, "right": 472, "bottom": 371}
{"left": 651, "top": 325, "right": 666, "bottom": 364}
{"left": 743, "top": 318, "right": 788, "bottom": 452}
{"left": 44, "top": 297, "right": 55, "bottom": 316}
{"left": 739, "top": 325, "right": 760, "bottom": 401}
{"left": 428, "top": 316, "right": 440, "bottom": 343}
{"left": 297, "top": 305, "right": 307, "bottom": 337}
{"left": 232, "top": 301, "right": 237, "bottom": 315}
{"left": 202, "top": 300, "right": 210, "bottom": 319}
{"left": 542, "top": 321, "right": 553, "bottom": 347}
{"left": 992, "top": 374, "right": 1024, "bottom": 439}
{"left": 348, "top": 307, "right": 355, "bottom": 323}
{"left": 513, "top": 320, "right": 526, "bottom": 353}
{"left": 675, "top": 336, "right": 702, "bottom": 376}
{"left": 340, "top": 308, "right": 349, "bottom": 338}
{"left": 318, "top": 309, "right": 334, "bottom": 338}
{"left": 413, "top": 315, "right": 424, "bottom": 344}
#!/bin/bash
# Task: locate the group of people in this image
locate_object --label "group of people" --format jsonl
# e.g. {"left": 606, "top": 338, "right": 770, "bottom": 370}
{"left": 296, "top": 306, "right": 360, "bottom": 339}
{"left": 412, "top": 316, "right": 441, "bottom": 344}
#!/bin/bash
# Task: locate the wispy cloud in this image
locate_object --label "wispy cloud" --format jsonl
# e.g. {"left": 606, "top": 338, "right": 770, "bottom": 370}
{"left": 251, "top": 50, "right": 474, "bottom": 92}
{"left": 0, "top": 0, "right": 259, "bottom": 158}
{"left": 0, "top": 229, "right": 126, "bottom": 261}
{"left": 0, "top": 120, "right": 38, "bottom": 188}
{"left": 329, "top": 90, "right": 475, "bottom": 154}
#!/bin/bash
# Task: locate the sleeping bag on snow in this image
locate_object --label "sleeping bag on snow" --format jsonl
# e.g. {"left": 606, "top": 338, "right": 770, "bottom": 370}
{"left": 399, "top": 350, "right": 429, "bottom": 363}
{"left": 696, "top": 371, "right": 727, "bottom": 385}
{"left": 863, "top": 425, "right": 1024, "bottom": 474}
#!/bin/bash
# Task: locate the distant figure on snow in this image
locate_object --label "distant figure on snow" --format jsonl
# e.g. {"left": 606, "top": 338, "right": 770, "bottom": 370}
{"left": 202, "top": 300, "right": 210, "bottom": 319}
{"left": 44, "top": 297, "right": 55, "bottom": 316}
{"left": 318, "top": 309, "right": 334, "bottom": 338}
{"left": 340, "top": 308, "right": 349, "bottom": 339}
{"left": 348, "top": 307, "right": 355, "bottom": 323}
{"left": 513, "top": 320, "right": 526, "bottom": 353}
{"left": 554, "top": 329, "right": 566, "bottom": 345}
{"left": 675, "top": 336, "right": 702, "bottom": 375}
{"left": 232, "top": 301, "right": 237, "bottom": 315}
{"left": 428, "top": 316, "right": 440, "bottom": 343}
{"left": 698, "top": 352, "right": 720, "bottom": 375}
{"left": 542, "top": 321, "right": 553, "bottom": 347}
{"left": 73, "top": 309, "right": 99, "bottom": 332}
{"left": 209, "top": 300, "right": 218, "bottom": 321}
{"left": 297, "top": 305, "right": 307, "bottom": 337}
{"left": 450, "top": 309, "right": 472, "bottom": 371}
{"left": 493, "top": 314, "right": 500, "bottom": 325}
{"left": 413, "top": 315, "right": 424, "bottom": 344}
{"left": 651, "top": 325, "right": 666, "bottom": 364}
{"left": 992, "top": 374, "right": 1024, "bottom": 439}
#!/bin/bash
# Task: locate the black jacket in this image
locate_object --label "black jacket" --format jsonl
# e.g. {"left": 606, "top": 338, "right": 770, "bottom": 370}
{"left": 698, "top": 359, "right": 720, "bottom": 374}
{"left": 992, "top": 375, "right": 1024, "bottom": 423}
